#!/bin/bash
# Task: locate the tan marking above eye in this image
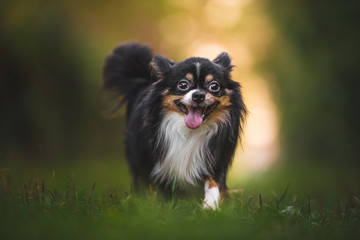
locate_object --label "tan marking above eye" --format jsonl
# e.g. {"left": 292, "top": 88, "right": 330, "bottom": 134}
{"left": 185, "top": 73, "right": 193, "bottom": 81}
{"left": 205, "top": 74, "right": 214, "bottom": 83}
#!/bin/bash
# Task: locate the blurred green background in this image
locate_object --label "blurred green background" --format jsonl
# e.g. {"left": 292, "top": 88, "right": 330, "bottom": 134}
{"left": 1, "top": 0, "right": 360, "bottom": 185}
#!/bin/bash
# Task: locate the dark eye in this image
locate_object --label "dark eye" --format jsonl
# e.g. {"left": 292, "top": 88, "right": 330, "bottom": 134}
{"left": 208, "top": 81, "right": 221, "bottom": 93}
{"left": 177, "top": 80, "right": 190, "bottom": 91}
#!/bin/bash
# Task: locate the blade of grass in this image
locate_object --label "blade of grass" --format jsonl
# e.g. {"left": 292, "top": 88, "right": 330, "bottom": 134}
{"left": 88, "top": 182, "right": 96, "bottom": 201}
{"left": 171, "top": 174, "right": 177, "bottom": 197}
{"left": 278, "top": 184, "right": 290, "bottom": 207}
{"left": 308, "top": 194, "right": 311, "bottom": 224}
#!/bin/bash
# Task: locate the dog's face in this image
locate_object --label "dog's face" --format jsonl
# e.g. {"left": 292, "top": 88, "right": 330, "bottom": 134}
{"left": 151, "top": 53, "right": 238, "bottom": 129}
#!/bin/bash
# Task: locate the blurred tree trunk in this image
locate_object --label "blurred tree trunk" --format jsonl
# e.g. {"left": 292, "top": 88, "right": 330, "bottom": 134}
{"left": 263, "top": 0, "right": 360, "bottom": 164}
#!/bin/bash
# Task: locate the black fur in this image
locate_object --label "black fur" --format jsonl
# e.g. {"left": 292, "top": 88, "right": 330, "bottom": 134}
{"left": 103, "top": 42, "right": 247, "bottom": 196}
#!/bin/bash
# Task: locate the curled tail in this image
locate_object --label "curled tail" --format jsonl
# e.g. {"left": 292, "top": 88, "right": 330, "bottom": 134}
{"left": 103, "top": 42, "right": 153, "bottom": 106}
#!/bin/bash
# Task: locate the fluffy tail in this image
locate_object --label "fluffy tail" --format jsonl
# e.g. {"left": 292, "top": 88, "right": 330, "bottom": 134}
{"left": 103, "top": 42, "right": 153, "bottom": 106}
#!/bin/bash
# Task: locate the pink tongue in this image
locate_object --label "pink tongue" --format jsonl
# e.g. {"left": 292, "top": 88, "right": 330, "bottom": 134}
{"left": 185, "top": 107, "right": 203, "bottom": 129}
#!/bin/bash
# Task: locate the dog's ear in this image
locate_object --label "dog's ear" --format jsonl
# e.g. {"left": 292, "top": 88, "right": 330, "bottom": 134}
{"left": 213, "top": 52, "right": 233, "bottom": 71}
{"left": 150, "top": 55, "right": 175, "bottom": 79}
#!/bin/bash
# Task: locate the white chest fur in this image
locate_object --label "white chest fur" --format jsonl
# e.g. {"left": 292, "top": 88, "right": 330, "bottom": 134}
{"left": 151, "top": 112, "right": 218, "bottom": 189}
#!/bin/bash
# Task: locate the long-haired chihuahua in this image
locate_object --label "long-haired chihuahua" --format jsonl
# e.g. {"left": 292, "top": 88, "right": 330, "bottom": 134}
{"left": 103, "top": 43, "right": 247, "bottom": 209}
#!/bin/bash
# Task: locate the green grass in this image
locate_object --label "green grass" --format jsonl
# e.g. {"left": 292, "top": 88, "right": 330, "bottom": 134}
{"left": 0, "top": 159, "right": 359, "bottom": 240}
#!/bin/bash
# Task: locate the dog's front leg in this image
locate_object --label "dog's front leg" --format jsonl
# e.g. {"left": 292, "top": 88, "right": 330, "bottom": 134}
{"left": 202, "top": 177, "right": 221, "bottom": 210}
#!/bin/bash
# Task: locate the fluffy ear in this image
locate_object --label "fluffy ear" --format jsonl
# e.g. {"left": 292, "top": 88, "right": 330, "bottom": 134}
{"left": 213, "top": 52, "right": 233, "bottom": 71}
{"left": 150, "top": 54, "right": 175, "bottom": 79}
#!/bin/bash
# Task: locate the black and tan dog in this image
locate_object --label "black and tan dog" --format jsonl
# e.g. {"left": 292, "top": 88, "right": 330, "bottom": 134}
{"left": 103, "top": 43, "right": 247, "bottom": 209}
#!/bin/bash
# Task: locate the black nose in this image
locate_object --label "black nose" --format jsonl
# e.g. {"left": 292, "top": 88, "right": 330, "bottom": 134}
{"left": 192, "top": 91, "right": 206, "bottom": 103}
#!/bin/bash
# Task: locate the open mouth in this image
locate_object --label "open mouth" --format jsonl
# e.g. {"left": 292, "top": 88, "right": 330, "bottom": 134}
{"left": 174, "top": 100, "right": 219, "bottom": 129}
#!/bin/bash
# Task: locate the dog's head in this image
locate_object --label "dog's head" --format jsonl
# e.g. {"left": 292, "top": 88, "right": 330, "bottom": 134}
{"left": 151, "top": 52, "right": 240, "bottom": 129}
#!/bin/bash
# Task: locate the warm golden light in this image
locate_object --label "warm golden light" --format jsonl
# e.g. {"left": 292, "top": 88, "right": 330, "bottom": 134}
{"left": 229, "top": 75, "right": 279, "bottom": 182}
{"left": 191, "top": 43, "right": 227, "bottom": 59}
{"left": 159, "top": 13, "right": 197, "bottom": 47}
{"left": 205, "top": 0, "right": 243, "bottom": 28}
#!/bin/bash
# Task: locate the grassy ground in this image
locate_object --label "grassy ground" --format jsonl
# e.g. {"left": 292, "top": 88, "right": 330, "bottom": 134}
{"left": 0, "top": 158, "right": 359, "bottom": 240}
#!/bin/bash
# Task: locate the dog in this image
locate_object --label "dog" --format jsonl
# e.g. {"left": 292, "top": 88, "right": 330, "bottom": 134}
{"left": 103, "top": 42, "right": 247, "bottom": 209}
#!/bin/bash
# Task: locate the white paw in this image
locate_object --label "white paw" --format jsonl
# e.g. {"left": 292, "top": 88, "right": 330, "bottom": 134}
{"left": 202, "top": 181, "right": 220, "bottom": 210}
{"left": 202, "top": 197, "right": 219, "bottom": 210}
